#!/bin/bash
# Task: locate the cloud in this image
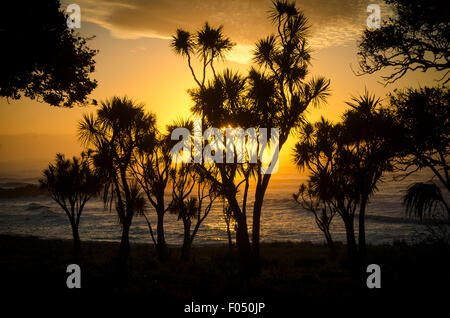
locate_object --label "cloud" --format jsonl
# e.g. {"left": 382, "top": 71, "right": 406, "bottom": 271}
{"left": 65, "top": 0, "right": 377, "bottom": 63}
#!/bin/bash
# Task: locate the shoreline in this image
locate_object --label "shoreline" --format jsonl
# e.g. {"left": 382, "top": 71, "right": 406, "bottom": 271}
{"left": 0, "top": 232, "right": 414, "bottom": 248}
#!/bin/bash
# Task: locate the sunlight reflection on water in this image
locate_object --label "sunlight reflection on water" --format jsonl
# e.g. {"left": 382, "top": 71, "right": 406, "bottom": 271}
{"left": 0, "top": 169, "right": 446, "bottom": 246}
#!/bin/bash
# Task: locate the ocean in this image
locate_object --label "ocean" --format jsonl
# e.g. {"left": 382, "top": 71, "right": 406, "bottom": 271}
{"left": 0, "top": 168, "right": 446, "bottom": 246}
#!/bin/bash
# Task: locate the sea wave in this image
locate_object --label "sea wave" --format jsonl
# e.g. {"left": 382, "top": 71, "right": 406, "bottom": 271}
{"left": 26, "top": 203, "right": 59, "bottom": 217}
{"left": 0, "top": 169, "right": 447, "bottom": 245}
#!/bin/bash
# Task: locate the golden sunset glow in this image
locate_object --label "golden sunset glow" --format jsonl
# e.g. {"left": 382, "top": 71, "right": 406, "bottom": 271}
{"left": 0, "top": 0, "right": 440, "bottom": 175}
{"left": 1, "top": 0, "right": 449, "bottom": 305}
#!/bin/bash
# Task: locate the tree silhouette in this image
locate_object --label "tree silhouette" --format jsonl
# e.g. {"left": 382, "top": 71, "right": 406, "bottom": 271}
{"left": 163, "top": 118, "right": 222, "bottom": 260}
{"left": 250, "top": 0, "right": 330, "bottom": 264}
{"left": 403, "top": 182, "right": 450, "bottom": 220}
{"left": 187, "top": 69, "right": 258, "bottom": 272}
{"left": 293, "top": 182, "right": 336, "bottom": 251}
{"left": 172, "top": 0, "right": 329, "bottom": 275}
{"left": 341, "top": 92, "right": 396, "bottom": 260}
{"left": 357, "top": 0, "right": 449, "bottom": 84}
{"left": 133, "top": 124, "right": 174, "bottom": 260}
{"left": 386, "top": 86, "right": 450, "bottom": 221}
{"left": 172, "top": 22, "right": 234, "bottom": 89}
{"left": 356, "top": 0, "right": 450, "bottom": 242}
{"left": 294, "top": 92, "right": 397, "bottom": 263}
{"left": 40, "top": 153, "right": 102, "bottom": 253}
{"left": 174, "top": 28, "right": 258, "bottom": 267}
{"left": 78, "top": 96, "right": 156, "bottom": 269}
{"left": 0, "top": 0, "right": 97, "bottom": 106}
{"left": 222, "top": 202, "right": 236, "bottom": 249}
{"left": 389, "top": 86, "right": 450, "bottom": 192}
{"left": 293, "top": 118, "right": 360, "bottom": 260}
{"left": 169, "top": 163, "right": 220, "bottom": 260}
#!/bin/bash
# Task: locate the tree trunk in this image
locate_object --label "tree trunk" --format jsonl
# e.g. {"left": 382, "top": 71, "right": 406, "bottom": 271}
{"left": 358, "top": 195, "right": 368, "bottom": 263}
{"left": 226, "top": 222, "right": 233, "bottom": 249}
{"left": 252, "top": 176, "right": 270, "bottom": 274}
{"left": 234, "top": 210, "right": 252, "bottom": 276}
{"left": 252, "top": 191, "right": 263, "bottom": 260}
{"left": 343, "top": 216, "right": 358, "bottom": 261}
{"left": 251, "top": 191, "right": 264, "bottom": 276}
{"left": 236, "top": 214, "right": 251, "bottom": 254}
{"left": 324, "top": 228, "right": 334, "bottom": 250}
{"left": 118, "top": 220, "right": 131, "bottom": 264}
{"left": 156, "top": 207, "right": 168, "bottom": 260}
{"left": 181, "top": 220, "right": 192, "bottom": 261}
{"left": 223, "top": 179, "right": 251, "bottom": 275}
{"left": 70, "top": 220, "right": 81, "bottom": 255}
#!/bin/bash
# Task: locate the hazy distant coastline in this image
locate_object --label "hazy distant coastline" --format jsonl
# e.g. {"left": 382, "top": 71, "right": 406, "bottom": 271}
{"left": 0, "top": 133, "right": 82, "bottom": 179}
{"left": 0, "top": 184, "right": 48, "bottom": 198}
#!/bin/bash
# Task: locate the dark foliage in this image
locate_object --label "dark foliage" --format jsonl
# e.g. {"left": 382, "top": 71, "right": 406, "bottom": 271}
{"left": 0, "top": 0, "right": 98, "bottom": 106}
{"left": 389, "top": 86, "right": 450, "bottom": 193}
{"left": 39, "top": 153, "right": 102, "bottom": 253}
{"left": 78, "top": 96, "right": 157, "bottom": 266}
{"left": 357, "top": 0, "right": 450, "bottom": 84}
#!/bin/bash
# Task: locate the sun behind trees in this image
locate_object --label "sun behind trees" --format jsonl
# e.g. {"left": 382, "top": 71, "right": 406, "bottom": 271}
{"left": 10, "top": 0, "right": 447, "bottom": 300}
{"left": 171, "top": 0, "right": 330, "bottom": 275}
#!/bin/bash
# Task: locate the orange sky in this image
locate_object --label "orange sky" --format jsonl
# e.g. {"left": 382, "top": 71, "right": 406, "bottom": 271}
{"left": 0, "top": 0, "right": 442, "bottom": 177}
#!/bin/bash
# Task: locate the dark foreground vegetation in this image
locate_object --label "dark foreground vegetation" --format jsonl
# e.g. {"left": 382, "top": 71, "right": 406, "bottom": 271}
{"left": 1, "top": 235, "right": 449, "bottom": 307}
